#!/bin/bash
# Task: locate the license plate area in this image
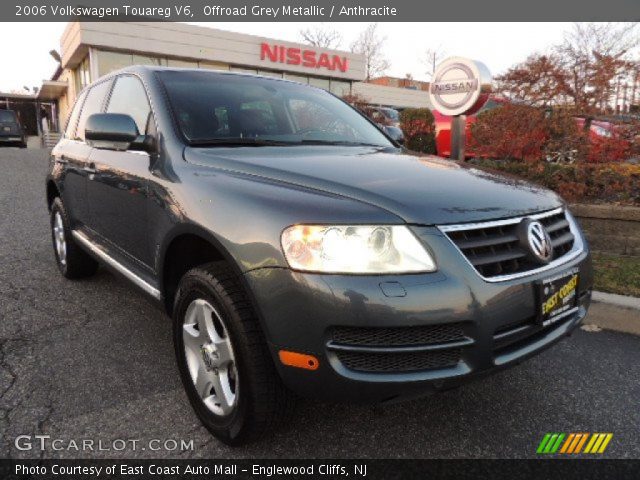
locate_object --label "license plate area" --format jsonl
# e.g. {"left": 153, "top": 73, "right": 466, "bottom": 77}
{"left": 538, "top": 268, "right": 579, "bottom": 326}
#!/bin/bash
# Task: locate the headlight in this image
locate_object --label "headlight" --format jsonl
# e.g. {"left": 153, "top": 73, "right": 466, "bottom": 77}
{"left": 281, "top": 225, "right": 436, "bottom": 274}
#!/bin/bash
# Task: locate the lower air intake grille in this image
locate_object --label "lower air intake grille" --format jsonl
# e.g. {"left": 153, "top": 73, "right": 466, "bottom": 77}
{"left": 332, "top": 324, "right": 465, "bottom": 347}
{"left": 335, "top": 349, "right": 461, "bottom": 373}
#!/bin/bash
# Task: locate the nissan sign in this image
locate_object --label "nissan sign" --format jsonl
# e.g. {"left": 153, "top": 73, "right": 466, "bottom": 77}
{"left": 429, "top": 57, "right": 492, "bottom": 116}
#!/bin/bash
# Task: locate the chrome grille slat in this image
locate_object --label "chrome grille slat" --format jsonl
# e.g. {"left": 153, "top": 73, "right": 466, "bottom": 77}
{"left": 438, "top": 208, "right": 582, "bottom": 282}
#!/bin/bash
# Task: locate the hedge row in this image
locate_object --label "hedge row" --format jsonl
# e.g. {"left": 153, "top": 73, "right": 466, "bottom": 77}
{"left": 469, "top": 159, "right": 640, "bottom": 205}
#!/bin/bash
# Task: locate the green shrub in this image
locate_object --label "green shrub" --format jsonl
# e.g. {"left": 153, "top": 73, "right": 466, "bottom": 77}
{"left": 400, "top": 108, "right": 436, "bottom": 154}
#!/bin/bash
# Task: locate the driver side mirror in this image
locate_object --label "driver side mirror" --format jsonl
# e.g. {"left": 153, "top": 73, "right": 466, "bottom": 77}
{"left": 85, "top": 113, "right": 152, "bottom": 152}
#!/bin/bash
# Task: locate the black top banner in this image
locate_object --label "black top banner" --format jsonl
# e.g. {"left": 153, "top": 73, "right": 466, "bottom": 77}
{"left": 4, "top": 0, "right": 640, "bottom": 21}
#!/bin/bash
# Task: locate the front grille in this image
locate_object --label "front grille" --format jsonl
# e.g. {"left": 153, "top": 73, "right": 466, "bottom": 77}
{"left": 332, "top": 324, "right": 465, "bottom": 347}
{"left": 443, "top": 209, "right": 575, "bottom": 278}
{"left": 335, "top": 349, "right": 461, "bottom": 373}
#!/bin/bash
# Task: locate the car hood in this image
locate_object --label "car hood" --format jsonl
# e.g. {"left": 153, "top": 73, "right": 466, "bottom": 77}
{"left": 185, "top": 146, "right": 562, "bottom": 225}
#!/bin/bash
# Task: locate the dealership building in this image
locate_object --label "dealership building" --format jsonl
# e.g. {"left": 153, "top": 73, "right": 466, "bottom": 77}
{"left": 39, "top": 22, "right": 433, "bottom": 136}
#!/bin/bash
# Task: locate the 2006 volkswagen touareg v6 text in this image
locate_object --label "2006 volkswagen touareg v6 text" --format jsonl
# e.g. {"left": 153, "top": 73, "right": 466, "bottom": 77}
{"left": 46, "top": 67, "right": 592, "bottom": 445}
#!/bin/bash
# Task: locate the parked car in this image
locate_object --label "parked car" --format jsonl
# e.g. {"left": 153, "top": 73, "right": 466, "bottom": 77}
{"left": 47, "top": 67, "right": 592, "bottom": 445}
{"left": 0, "top": 109, "right": 27, "bottom": 147}
{"left": 381, "top": 124, "right": 404, "bottom": 144}
{"left": 370, "top": 106, "right": 401, "bottom": 128}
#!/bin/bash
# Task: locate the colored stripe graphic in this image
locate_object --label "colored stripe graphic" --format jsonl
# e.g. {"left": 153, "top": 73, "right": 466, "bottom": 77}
{"left": 597, "top": 434, "right": 613, "bottom": 453}
{"left": 584, "top": 433, "right": 599, "bottom": 453}
{"left": 538, "top": 433, "right": 613, "bottom": 454}
{"left": 573, "top": 433, "right": 589, "bottom": 454}
{"left": 537, "top": 434, "right": 552, "bottom": 454}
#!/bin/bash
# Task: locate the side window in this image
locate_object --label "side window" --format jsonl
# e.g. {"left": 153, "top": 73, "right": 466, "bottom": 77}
{"left": 107, "top": 75, "right": 152, "bottom": 135}
{"left": 75, "top": 80, "right": 112, "bottom": 141}
{"left": 64, "top": 90, "right": 87, "bottom": 139}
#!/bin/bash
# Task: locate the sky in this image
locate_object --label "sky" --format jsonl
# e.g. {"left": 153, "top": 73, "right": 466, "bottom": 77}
{"left": 0, "top": 22, "right": 575, "bottom": 93}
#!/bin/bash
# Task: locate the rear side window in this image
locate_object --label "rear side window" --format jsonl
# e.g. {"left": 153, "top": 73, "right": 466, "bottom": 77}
{"left": 75, "top": 80, "right": 112, "bottom": 141}
{"left": 106, "top": 75, "right": 152, "bottom": 135}
{"left": 64, "top": 90, "right": 87, "bottom": 139}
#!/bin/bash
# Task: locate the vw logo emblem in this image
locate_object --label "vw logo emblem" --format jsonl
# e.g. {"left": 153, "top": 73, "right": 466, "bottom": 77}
{"left": 526, "top": 221, "right": 553, "bottom": 263}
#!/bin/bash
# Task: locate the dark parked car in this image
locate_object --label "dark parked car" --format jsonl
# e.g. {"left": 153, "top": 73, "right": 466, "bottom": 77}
{"left": 46, "top": 67, "right": 592, "bottom": 445}
{"left": 381, "top": 124, "right": 404, "bottom": 144}
{"left": 0, "top": 109, "right": 27, "bottom": 147}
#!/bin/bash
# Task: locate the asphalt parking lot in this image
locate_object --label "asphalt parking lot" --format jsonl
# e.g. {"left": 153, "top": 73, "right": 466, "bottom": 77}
{"left": 1, "top": 148, "right": 639, "bottom": 460}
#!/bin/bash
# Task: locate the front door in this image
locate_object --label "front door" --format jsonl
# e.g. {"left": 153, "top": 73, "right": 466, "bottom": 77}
{"left": 86, "top": 75, "right": 155, "bottom": 267}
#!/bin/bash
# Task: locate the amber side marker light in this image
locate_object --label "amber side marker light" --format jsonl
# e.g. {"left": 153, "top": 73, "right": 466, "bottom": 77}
{"left": 279, "top": 350, "right": 319, "bottom": 370}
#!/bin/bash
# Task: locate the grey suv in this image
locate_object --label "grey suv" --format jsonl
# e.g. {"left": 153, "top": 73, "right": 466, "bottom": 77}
{"left": 46, "top": 67, "right": 592, "bottom": 445}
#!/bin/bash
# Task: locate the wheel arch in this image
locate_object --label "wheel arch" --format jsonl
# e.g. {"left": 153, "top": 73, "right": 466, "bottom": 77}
{"left": 46, "top": 178, "right": 61, "bottom": 210}
{"left": 158, "top": 224, "right": 253, "bottom": 316}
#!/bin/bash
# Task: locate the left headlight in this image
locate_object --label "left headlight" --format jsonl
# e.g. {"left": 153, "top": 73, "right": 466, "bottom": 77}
{"left": 281, "top": 225, "right": 437, "bottom": 274}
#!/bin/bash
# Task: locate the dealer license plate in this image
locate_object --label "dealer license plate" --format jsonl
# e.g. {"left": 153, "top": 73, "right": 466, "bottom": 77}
{"left": 539, "top": 268, "right": 579, "bottom": 326}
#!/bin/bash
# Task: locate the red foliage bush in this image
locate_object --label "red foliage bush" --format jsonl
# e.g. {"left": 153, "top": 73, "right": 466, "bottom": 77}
{"left": 470, "top": 159, "right": 640, "bottom": 205}
{"left": 468, "top": 104, "right": 549, "bottom": 161}
{"left": 469, "top": 104, "right": 638, "bottom": 163}
{"left": 587, "top": 136, "right": 632, "bottom": 163}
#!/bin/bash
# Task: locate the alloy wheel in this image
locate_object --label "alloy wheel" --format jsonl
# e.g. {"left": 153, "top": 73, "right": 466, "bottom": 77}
{"left": 53, "top": 211, "right": 67, "bottom": 266}
{"left": 182, "top": 299, "right": 238, "bottom": 416}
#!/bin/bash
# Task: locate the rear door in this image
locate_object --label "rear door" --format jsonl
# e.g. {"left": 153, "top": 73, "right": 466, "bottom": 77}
{"left": 86, "top": 74, "right": 155, "bottom": 267}
{"left": 56, "top": 80, "right": 112, "bottom": 227}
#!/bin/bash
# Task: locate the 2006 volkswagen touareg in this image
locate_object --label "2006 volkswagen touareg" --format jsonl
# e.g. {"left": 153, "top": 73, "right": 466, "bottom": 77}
{"left": 46, "top": 67, "right": 592, "bottom": 445}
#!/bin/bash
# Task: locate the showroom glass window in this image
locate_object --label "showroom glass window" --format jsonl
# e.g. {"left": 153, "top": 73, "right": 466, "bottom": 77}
{"left": 74, "top": 80, "right": 111, "bottom": 141}
{"left": 106, "top": 75, "right": 152, "bottom": 134}
{"left": 96, "top": 50, "right": 133, "bottom": 77}
{"left": 74, "top": 57, "right": 91, "bottom": 95}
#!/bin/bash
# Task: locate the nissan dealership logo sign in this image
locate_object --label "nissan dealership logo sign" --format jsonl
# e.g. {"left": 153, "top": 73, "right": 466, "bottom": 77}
{"left": 429, "top": 57, "right": 492, "bottom": 116}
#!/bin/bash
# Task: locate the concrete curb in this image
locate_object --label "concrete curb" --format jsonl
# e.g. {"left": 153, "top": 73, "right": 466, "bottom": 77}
{"left": 592, "top": 291, "right": 640, "bottom": 310}
{"left": 584, "top": 291, "right": 640, "bottom": 336}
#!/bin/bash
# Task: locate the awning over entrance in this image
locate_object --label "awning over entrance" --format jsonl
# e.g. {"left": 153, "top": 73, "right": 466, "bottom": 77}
{"left": 37, "top": 80, "right": 67, "bottom": 100}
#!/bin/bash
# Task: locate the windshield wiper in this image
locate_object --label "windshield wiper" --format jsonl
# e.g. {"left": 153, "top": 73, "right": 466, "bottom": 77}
{"left": 298, "top": 140, "right": 389, "bottom": 147}
{"left": 189, "top": 138, "right": 292, "bottom": 147}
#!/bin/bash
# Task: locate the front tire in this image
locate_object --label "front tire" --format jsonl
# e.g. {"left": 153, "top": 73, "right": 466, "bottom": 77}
{"left": 50, "top": 197, "right": 98, "bottom": 279}
{"left": 173, "top": 262, "right": 293, "bottom": 445}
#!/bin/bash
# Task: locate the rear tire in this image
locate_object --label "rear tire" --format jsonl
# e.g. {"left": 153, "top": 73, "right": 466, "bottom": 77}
{"left": 50, "top": 197, "right": 99, "bottom": 279}
{"left": 173, "top": 261, "right": 294, "bottom": 445}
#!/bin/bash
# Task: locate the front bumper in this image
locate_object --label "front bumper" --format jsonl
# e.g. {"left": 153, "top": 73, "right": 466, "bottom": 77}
{"left": 0, "top": 135, "right": 25, "bottom": 145}
{"left": 244, "top": 226, "right": 593, "bottom": 403}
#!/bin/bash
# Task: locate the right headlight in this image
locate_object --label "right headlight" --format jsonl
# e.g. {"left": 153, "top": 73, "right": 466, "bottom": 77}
{"left": 280, "top": 225, "right": 437, "bottom": 274}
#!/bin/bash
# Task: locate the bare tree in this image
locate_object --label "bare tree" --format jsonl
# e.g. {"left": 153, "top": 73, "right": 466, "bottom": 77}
{"left": 556, "top": 22, "right": 640, "bottom": 113}
{"left": 496, "top": 53, "right": 571, "bottom": 107}
{"left": 298, "top": 24, "right": 343, "bottom": 49}
{"left": 423, "top": 46, "right": 446, "bottom": 79}
{"left": 350, "top": 23, "right": 390, "bottom": 80}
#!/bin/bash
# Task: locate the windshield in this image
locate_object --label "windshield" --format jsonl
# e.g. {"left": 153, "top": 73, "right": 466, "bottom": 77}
{"left": 158, "top": 70, "right": 394, "bottom": 148}
{"left": 0, "top": 110, "right": 17, "bottom": 123}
